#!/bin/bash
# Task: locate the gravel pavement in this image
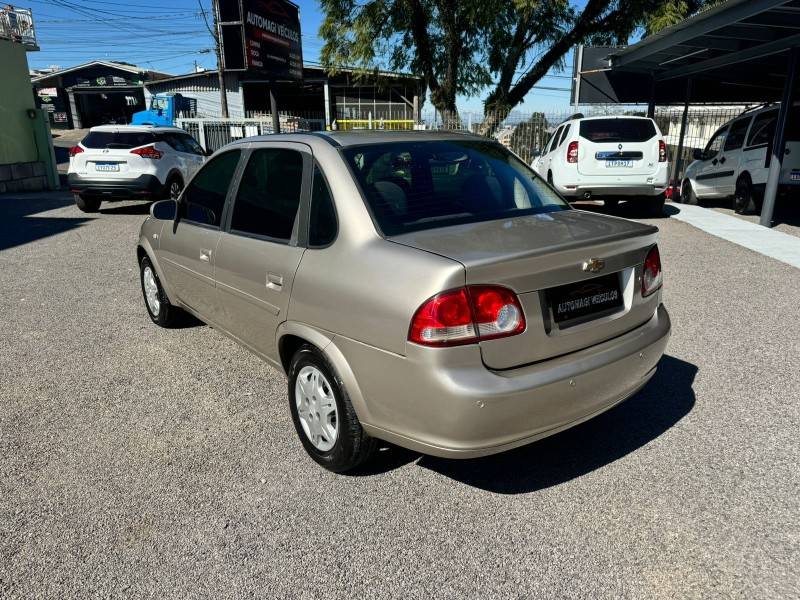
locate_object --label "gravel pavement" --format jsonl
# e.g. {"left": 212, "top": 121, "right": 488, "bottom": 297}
{"left": 1, "top": 193, "right": 798, "bottom": 599}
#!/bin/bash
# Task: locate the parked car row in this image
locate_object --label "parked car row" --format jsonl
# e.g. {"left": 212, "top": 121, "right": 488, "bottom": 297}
{"left": 136, "top": 131, "right": 671, "bottom": 473}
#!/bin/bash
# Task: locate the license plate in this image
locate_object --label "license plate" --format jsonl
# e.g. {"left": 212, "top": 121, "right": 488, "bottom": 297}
{"left": 791, "top": 170, "right": 800, "bottom": 181}
{"left": 547, "top": 273, "right": 623, "bottom": 324}
{"left": 95, "top": 162, "right": 119, "bottom": 172}
{"left": 605, "top": 160, "right": 633, "bottom": 168}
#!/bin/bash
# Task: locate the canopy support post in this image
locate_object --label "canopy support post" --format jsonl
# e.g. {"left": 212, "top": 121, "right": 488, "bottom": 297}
{"left": 671, "top": 78, "right": 692, "bottom": 191}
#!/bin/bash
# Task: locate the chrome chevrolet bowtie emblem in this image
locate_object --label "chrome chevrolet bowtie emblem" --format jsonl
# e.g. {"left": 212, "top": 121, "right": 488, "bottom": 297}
{"left": 582, "top": 258, "right": 605, "bottom": 273}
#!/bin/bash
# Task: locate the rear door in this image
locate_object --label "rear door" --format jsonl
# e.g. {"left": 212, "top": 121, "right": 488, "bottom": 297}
{"left": 576, "top": 118, "right": 660, "bottom": 177}
{"left": 213, "top": 143, "right": 308, "bottom": 360}
{"left": 158, "top": 149, "right": 243, "bottom": 320}
{"left": 717, "top": 116, "right": 752, "bottom": 195}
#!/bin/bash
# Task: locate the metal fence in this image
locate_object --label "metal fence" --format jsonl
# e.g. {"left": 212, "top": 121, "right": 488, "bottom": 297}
{"left": 176, "top": 104, "right": 755, "bottom": 181}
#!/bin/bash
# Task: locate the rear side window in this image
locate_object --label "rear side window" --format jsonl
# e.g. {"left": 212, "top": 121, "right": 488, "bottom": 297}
{"left": 579, "top": 119, "right": 656, "bottom": 143}
{"left": 746, "top": 110, "right": 778, "bottom": 147}
{"left": 309, "top": 165, "right": 337, "bottom": 247}
{"left": 82, "top": 131, "right": 155, "bottom": 149}
{"left": 558, "top": 124, "right": 571, "bottom": 147}
{"left": 181, "top": 150, "right": 241, "bottom": 227}
{"left": 231, "top": 148, "right": 303, "bottom": 242}
{"left": 724, "top": 117, "right": 752, "bottom": 151}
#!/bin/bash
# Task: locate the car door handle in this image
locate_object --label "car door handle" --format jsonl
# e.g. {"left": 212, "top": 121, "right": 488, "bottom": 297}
{"left": 712, "top": 159, "right": 718, "bottom": 165}
{"left": 719, "top": 156, "right": 726, "bottom": 164}
{"left": 266, "top": 272, "right": 283, "bottom": 290}
{"left": 199, "top": 248, "right": 212, "bottom": 262}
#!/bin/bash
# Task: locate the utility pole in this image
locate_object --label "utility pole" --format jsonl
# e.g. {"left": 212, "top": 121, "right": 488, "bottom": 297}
{"left": 199, "top": 0, "right": 229, "bottom": 118}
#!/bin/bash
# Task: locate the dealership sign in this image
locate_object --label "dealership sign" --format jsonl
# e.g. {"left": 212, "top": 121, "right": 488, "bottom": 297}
{"left": 218, "top": 0, "right": 303, "bottom": 81}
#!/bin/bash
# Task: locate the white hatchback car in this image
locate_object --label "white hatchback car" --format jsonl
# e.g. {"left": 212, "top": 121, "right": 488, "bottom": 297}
{"left": 68, "top": 125, "right": 207, "bottom": 212}
{"left": 681, "top": 103, "right": 800, "bottom": 214}
{"left": 532, "top": 115, "right": 670, "bottom": 214}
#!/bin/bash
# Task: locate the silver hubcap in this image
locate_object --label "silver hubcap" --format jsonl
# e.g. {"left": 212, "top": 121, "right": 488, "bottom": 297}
{"left": 142, "top": 266, "right": 160, "bottom": 316}
{"left": 295, "top": 366, "right": 338, "bottom": 452}
{"left": 170, "top": 182, "right": 182, "bottom": 199}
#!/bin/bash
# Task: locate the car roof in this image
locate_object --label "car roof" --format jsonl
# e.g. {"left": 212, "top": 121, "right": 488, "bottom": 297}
{"left": 576, "top": 115, "right": 654, "bottom": 121}
{"left": 88, "top": 125, "right": 186, "bottom": 133}
{"left": 229, "top": 130, "right": 493, "bottom": 149}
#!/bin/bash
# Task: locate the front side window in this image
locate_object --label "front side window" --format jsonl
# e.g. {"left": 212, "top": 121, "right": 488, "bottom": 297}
{"left": 309, "top": 165, "right": 337, "bottom": 247}
{"left": 343, "top": 139, "right": 569, "bottom": 236}
{"left": 746, "top": 110, "right": 778, "bottom": 147}
{"left": 724, "top": 117, "right": 752, "bottom": 151}
{"left": 230, "top": 148, "right": 303, "bottom": 242}
{"left": 704, "top": 128, "right": 727, "bottom": 159}
{"left": 181, "top": 150, "right": 241, "bottom": 227}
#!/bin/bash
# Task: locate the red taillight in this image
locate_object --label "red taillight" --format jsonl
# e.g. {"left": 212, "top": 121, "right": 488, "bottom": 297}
{"left": 68, "top": 145, "right": 84, "bottom": 157}
{"left": 131, "top": 145, "right": 162, "bottom": 159}
{"left": 641, "top": 245, "right": 663, "bottom": 297}
{"left": 658, "top": 140, "right": 667, "bottom": 162}
{"left": 408, "top": 286, "right": 525, "bottom": 347}
{"left": 567, "top": 141, "right": 579, "bottom": 163}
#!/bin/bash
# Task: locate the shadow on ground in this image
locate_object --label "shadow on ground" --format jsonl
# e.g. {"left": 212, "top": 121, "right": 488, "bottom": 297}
{"left": 101, "top": 201, "right": 152, "bottom": 215}
{"left": 570, "top": 199, "right": 678, "bottom": 219}
{"left": 0, "top": 191, "right": 90, "bottom": 251}
{"left": 359, "top": 355, "right": 696, "bottom": 494}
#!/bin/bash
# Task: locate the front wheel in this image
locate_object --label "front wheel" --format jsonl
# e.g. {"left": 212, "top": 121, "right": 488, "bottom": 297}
{"left": 288, "top": 344, "right": 377, "bottom": 473}
{"left": 140, "top": 256, "right": 181, "bottom": 327}
{"left": 680, "top": 180, "right": 699, "bottom": 205}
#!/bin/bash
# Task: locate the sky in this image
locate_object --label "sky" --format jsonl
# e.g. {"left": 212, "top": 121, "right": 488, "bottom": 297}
{"left": 25, "top": 0, "right": 576, "bottom": 112}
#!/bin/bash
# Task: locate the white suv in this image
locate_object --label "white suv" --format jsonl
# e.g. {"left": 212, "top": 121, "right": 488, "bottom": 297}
{"left": 68, "top": 125, "right": 206, "bottom": 212}
{"left": 532, "top": 115, "right": 670, "bottom": 214}
{"left": 681, "top": 103, "right": 800, "bottom": 214}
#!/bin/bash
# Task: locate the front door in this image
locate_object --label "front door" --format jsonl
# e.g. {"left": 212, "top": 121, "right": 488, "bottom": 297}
{"left": 158, "top": 149, "right": 243, "bottom": 320}
{"left": 213, "top": 143, "right": 309, "bottom": 361}
{"left": 694, "top": 126, "right": 729, "bottom": 198}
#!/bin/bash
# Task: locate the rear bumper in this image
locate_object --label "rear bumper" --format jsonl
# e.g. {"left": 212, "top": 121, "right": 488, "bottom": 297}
{"left": 336, "top": 304, "right": 671, "bottom": 458}
{"left": 68, "top": 173, "right": 165, "bottom": 199}
{"left": 560, "top": 184, "right": 668, "bottom": 199}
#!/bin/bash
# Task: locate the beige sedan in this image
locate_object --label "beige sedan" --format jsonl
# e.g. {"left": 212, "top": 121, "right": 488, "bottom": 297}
{"left": 137, "top": 131, "right": 670, "bottom": 472}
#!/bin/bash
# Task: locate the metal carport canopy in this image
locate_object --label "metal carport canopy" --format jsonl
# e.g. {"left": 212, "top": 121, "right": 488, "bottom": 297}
{"left": 608, "top": 0, "right": 800, "bottom": 104}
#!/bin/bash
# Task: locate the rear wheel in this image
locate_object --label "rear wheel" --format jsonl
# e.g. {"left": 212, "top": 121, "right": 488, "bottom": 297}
{"left": 644, "top": 193, "right": 666, "bottom": 217}
{"left": 288, "top": 344, "right": 377, "bottom": 473}
{"left": 74, "top": 194, "right": 101, "bottom": 213}
{"left": 734, "top": 175, "right": 757, "bottom": 215}
{"left": 166, "top": 175, "right": 184, "bottom": 200}
{"left": 680, "top": 180, "right": 699, "bottom": 205}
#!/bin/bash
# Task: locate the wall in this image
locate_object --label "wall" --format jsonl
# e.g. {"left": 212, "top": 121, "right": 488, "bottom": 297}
{"left": 0, "top": 38, "right": 37, "bottom": 165}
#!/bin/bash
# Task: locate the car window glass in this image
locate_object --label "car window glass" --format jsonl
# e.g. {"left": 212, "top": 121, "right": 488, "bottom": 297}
{"left": 181, "top": 134, "right": 205, "bottom": 155}
{"left": 551, "top": 126, "right": 565, "bottom": 150}
{"left": 704, "top": 128, "right": 727, "bottom": 158}
{"left": 558, "top": 124, "right": 571, "bottom": 147}
{"left": 231, "top": 148, "right": 303, "bottom": 242}
{"left": 181, "top": 150, "right": 241, "bottom": 227}
{"left": 309, "top": 165, "right": 337, "bottom": 247}
{"left": 81, "top": 131, "right": 155, "bottom": 149}
{"left": 724, "top": 118, "right": 751, "bottom": 151}
{"left": 543, "top": 132, "right": 556, "bottom": 154}
{"left": 579, "top": 118, "right": 656, "bottom": 142}
{"left": 344, "top": 139, "right": 568, "bottom": 236}
{"left": 159, "top": 133, "right": 185, "bottom": 152}
{"left": 746, "top": 110, "right": 778, "bottom": 147}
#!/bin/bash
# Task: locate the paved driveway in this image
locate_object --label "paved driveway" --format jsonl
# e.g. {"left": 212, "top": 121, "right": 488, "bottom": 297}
{"left": 1, "top": 194, "right": 798, "bottom": 598}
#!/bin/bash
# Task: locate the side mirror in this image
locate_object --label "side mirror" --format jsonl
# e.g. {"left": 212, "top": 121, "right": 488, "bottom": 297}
{"left": 150, "top": 199, "right": 177, "bottom": 221}
{"left": 692, "top": 148, "right": 704, "bottom": 161}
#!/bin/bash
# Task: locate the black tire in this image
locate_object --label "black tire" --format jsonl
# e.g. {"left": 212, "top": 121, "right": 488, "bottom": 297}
{"left": 74, "top": 193, "right": 101, "bottom": 212}
{"left": 288, "top": 344, "right": 377, "bottom": 473}
{"left": 734, "top": 174, "right": 757, "bottom": 215}
{"left": 680, "top": 180, "right": 699, "bottom": 205}
{"left": 165, "top": 175, "right": 184, "bottom": 200}
{"left": 140, "top": 255, "right": 181, "bottom": 327}
{"left": 644, "top": 193, "right": 666, "bottom": 217}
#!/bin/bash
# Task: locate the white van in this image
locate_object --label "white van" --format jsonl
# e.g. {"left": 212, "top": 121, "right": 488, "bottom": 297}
{"left": 532, "top": 115, "right": 670, "bottom": 214}
{"left": 680, "top": 103, "right": 800, "bottom": 214}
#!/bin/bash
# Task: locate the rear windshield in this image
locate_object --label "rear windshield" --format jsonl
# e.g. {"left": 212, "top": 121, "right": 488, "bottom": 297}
{"left": 342, "top": 139, "right": 569, "bottom": 236}
{"left": 579, "top": 119, "right": 656, "bottom": 143}
{"left": 82, "top": 131, "right": 156, "bottom": 149}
